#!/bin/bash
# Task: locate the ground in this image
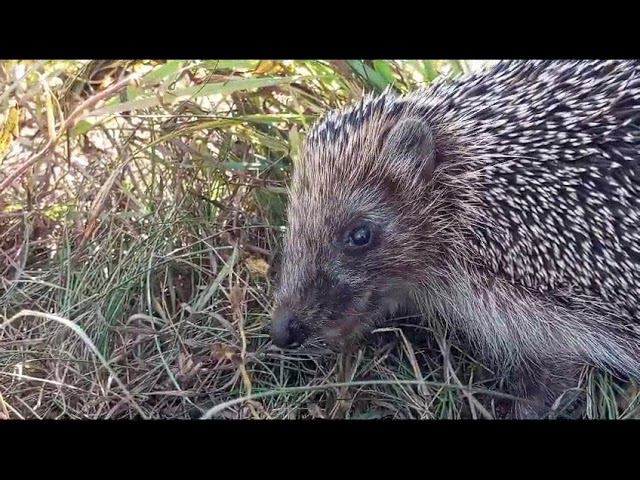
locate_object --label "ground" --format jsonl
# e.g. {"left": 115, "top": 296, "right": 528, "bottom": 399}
{"left": 0, "top": 60, "right": 638, "bottom": 419}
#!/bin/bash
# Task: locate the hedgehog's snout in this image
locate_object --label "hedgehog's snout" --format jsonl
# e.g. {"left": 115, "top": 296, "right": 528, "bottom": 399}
{"left": 270, "top": 306, "right": 308, "bottom": 349}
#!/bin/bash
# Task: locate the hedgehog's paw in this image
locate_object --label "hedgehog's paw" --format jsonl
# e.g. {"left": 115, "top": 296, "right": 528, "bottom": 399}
{"left": 508, "top": 361, "right": 584, "bottom": 419}
{"left": 512, "top": 397, "right": 546, "bottom": 419}
{"left": 511, "top": 390, "right": 583, "bottom": 419}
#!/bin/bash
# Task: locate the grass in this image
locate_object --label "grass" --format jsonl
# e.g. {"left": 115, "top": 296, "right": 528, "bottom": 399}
{"left": 0, "top": 59, "right": 637, "bottom": 419}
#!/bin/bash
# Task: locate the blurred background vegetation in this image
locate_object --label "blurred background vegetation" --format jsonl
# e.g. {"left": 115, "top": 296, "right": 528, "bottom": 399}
{"left": 0, "top": 59, "right": 637, "bottom": 419}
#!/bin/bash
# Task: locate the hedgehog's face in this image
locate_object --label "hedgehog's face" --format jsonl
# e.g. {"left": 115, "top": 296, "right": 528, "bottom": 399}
{"left": 271, "top": 208, "right": 415, "bottom": 350}
{"left": 271, "top": 112, "right": 439, "bottom": 350}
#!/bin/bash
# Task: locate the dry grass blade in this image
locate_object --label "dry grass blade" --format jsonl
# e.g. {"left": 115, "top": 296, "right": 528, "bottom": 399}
{"left": 200, "top": 379, "right": 520, "bottom": 419}
{"left": 1, "top": 310, "right": 148, "bottom": 419}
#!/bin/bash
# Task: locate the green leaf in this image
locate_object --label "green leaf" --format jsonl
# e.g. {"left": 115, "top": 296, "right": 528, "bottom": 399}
{"left": 346, "top": 60, "right": 390, "bottom": 92}
{"left": 70, "top": 119, "right": 94, "bottom": 137}
{"left": 140, "top": 60, "right": 184, "bottom": 85}
{"left": 372, "top": 60, "right": 396, "bottom": 86}
{"left": 449, "top": 60, "right": 466, "bottom": 77}
{"left": 89, "top": 76, "right": 302, "bottom": 116}
{"left": 201, "top": 60, "right": 260, "bottom": 72}
{"left": 167, "top": 76, "right": 298, "bottom": 101}
{"left": 422, "top": 60, "right": 439, "bottom": 82}
{"left": 220, "top": 160, "right": 267, "bottom": 171}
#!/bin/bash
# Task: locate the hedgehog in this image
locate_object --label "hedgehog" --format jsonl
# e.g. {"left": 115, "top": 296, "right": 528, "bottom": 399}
{"left": 269, "top": 60, "right": 640, "bottom": 418}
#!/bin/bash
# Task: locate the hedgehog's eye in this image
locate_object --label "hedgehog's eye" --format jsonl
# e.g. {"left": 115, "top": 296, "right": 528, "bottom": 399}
{"left": 346, "top": 224, "right": 372, "bottom": 248}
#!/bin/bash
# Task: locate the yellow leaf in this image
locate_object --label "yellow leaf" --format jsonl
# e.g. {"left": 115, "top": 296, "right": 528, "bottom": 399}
{"left": 289, "top": 124, "right": 300, "bottom": 165}
{"left": 254, "top": 60, "right": 278, "bottom": 75}
{"left": 245, "top": 256, "right": 270, "bottom": 276}
{"left": 0, "top": 104, "right": 20, "bottom": 161}
{"left": 44, "top": 89, "right": 56, "bottom": 141}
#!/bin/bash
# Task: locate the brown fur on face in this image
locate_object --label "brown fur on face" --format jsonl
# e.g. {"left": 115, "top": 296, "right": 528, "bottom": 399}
{"left": 272, "top": 94, "right": 460, "bottom": 347}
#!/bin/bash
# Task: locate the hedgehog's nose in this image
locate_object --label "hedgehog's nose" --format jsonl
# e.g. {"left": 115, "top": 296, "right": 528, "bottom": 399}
{"left": 271, "top": 308, "right": 307, "bottom": 349}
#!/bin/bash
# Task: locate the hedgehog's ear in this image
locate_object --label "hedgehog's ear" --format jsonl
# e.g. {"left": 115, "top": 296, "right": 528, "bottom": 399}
{"left": 379, "top": 118, "right": 437, "bottom": 182}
